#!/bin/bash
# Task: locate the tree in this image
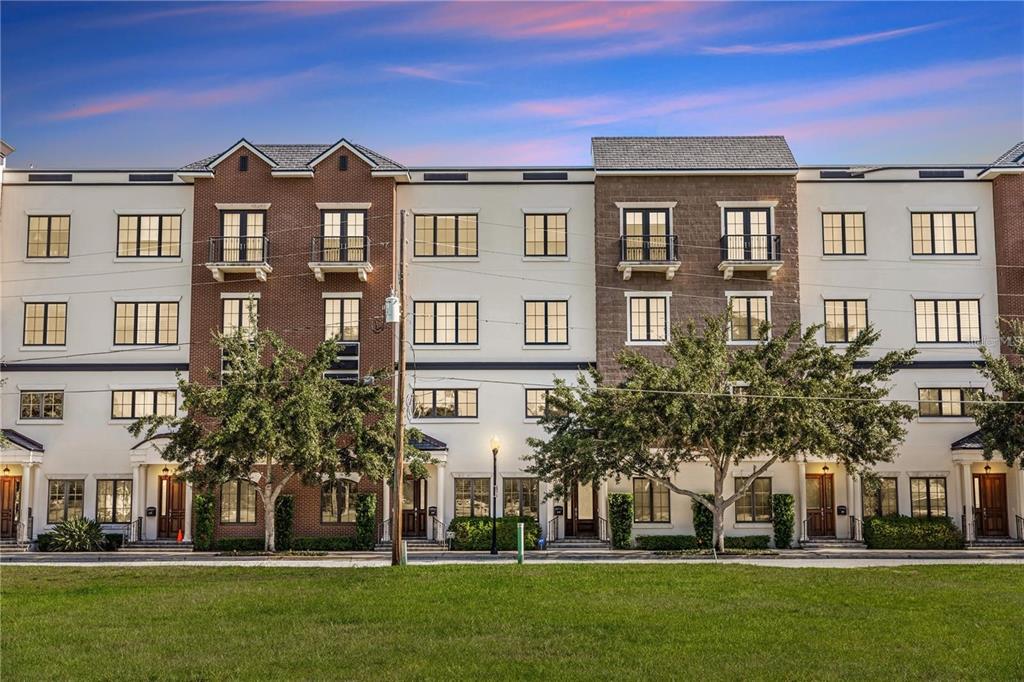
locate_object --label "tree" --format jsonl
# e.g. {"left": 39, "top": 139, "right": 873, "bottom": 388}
{"left": 527, "top": 314, "right": 916, "bottom": 552}
{"left": 130, "top": 325, "right": 427, "bottom": 552}
{"left": 974, "top": 319, "right": 1024, "bottom": 469}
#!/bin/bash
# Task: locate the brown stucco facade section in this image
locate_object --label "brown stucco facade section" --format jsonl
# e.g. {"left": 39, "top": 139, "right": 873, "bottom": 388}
{"left": 594, "top": 174, "right": 800, "bottom": 381}
{"left": 993, "top": 173, "right": 1024, "bottom": 358}
{"left": 188, "top": 145, "right": 396, "bottom": 542}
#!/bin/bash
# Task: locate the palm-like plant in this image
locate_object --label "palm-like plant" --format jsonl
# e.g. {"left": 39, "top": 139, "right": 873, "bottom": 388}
{"left": 49, "top": 517, "right": 108, "bottom": 551}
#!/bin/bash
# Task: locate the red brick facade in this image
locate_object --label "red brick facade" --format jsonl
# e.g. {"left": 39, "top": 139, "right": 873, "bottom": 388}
{"left": 188, "top": 144, "right": 396, "bottom": 541}
{"left": 594, "top": 174, "right": 800, "bottom": 380}
{"left": 992, "top": 173, "right": 1024, "bottom": 358}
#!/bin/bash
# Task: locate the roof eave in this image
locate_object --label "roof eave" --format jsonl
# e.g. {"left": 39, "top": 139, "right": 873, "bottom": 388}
{"left": 207, "top": 138, "right": 279, "bottom": 170}
{"left": 594, "top": 168, "right": 798, "bottom": 176}
{"left": 308, "top": 138, "right": 380, "bottom": 169}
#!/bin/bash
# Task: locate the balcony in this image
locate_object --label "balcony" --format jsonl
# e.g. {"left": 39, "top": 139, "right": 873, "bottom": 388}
{"left": 308, "top": 236, "right": 373, "bottom": 282}
{"left": 617, "top": 234, "right": 681, "bottom": 281}
{"left": 206, "top": 236, "right": 272, "bottom": 282}
{"left": 718, "top": 234, "right": 783, "bottom": 280}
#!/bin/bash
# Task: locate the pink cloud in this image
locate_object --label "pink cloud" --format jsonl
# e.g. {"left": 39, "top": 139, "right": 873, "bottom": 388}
{"left": 384, "top": 64, "right": 479, "bottom": 85}
{"left": 702, "top": 22, "right": 947, "bottom": 55}
{"left": 96, "top": 1, "right": 369, "bottom": 27}
{"left": 385, "top": 135, "right": 590, "bottom": 166}
{"left": 778, "top": 106, "right": 968, "bottom": 142}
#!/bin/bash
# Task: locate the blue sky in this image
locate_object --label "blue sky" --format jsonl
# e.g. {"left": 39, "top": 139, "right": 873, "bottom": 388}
{"left": 2, "top": 1, "right": 1022, "bottom": 168}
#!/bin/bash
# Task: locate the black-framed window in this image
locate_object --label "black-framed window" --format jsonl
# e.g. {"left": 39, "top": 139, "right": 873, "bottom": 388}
{"left": 918, "top": 387, "right": 981, "bottom": 418}
{"left": 111, "top": 389, "right": 176, "bottom": 419}
{"left": 863, "top": 478, "right": 898, "bottom": 518}
{"left": 413, "top": 301, "right": 477, "bottom": 344}
{"left": 633, "top": 478, "right": 670, "bottom": 523}
{"left": 628, "top": 296, "right": 668, "bottom": 342}
{"left": 503, "top": 478, "right": 539, "bottom": 518}
{"left": 321, "top": 210, "right": 366, "bottom": 262}
{"left": 19, "top": 390, "right": 64, "bottom": 420}
{"left": 412, "top": 388, "right": 477, "bottom": 418}
{"left": 525, "top": 300, "right": 568, "bottom": 345}
{"left": 414, "top": 214, "right": 478, "bottom": 257}
{"left": 724, "top": 208, "right": 772, "bottom": 260}
{"left": 325, "top": 298, "right": 359, "bottom": 342}
{"left": 822, "top": 212, "right": 865, "bottom": 255}
{"left": 117, "top": 215, "right": 181, "bottom": 257}
{"left": 47, "top": 479, "right": 84, "bottom": 523}
{"left": 220, "top": 480, "right": 257, "bottom": 523}
{"left": 220, "top": 211, "right": 265, "bottom": 262}
{"left": 910, "top": 477, "right": 947, "bottom": 518}
{"left": 114, "top": 302, "right": 179, "bottom": 345}
{"left": 728, "top": 296, "right": 768, "bottom": 342}
{"left": 222, "top": 297, "right": 259, "bottom": 335}
{"left": 321, "top": 479, "right": 357, "bottom": 523}
{"left": 96, "top": 480, "right": 132, "bottom": 524}
{"left": 824, "top": 299, "right": 867, "bottom": 343}
{"left": 911, "top": 212, "right": 976, "bottom": 255}
{"left": 914, "top": 299, "right": 980, "bottom": 343}
{"left": 454, "top": 477, "right": 490, "bottom": 517}
{"left": 524, "top": 214, "right": 567, "bottom": 257}
{"left": 27, "top": 215, "right": 70, "bottom": 258}
{"left": 622, "top": 208, "right": 670, "bottom": 261}
{"left": 735, "top": 477, "right": 772, "bottom": 523}
{"left": 525, "top": 388, "right": 553, "bottom": 419}
{"left": 23, "top": 302, "right": 67, "bottom": 346}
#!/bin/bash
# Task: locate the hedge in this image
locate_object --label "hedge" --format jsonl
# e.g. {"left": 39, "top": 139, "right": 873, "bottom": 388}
{"left": 863, "top": 515, "right": 965, "bottom": 550}
{"left": 635, "top": 535, "right": 700, "bottom": 551}
{"left": 772, "top": 493, "right": 795, "bottom": 548}
{"left": 608, "top": 493, "right": 634, "bottom": 549}
{"left": 192, "top": 492, "right": 216, "bottom": 551}
{"left": 291, "top": 536, "right": 360, "bottom": 551}
{"left": 274, "top": 495, "right": 295, "bottom": 551}
{"left": 35, "top": 531, "right": 123, "bottom": 552}
{"left": 448, "top": 516, "right": 541, "bottom": 550}
{"left": 212, "top": 537, "right": 267, "bottom": 552}
{"left": 691, "top": 495, "right": 715, "bottom": 548}
{"left": 355, "top": 493, "right": 376, "bottom": 550}
{"left": 725, "top": 535, "right": 771, "bottom": 550}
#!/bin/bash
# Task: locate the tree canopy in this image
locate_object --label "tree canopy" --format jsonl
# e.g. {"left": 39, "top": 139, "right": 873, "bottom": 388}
{"left": 974, "top": 319, "right": 1024, "bottom": 469}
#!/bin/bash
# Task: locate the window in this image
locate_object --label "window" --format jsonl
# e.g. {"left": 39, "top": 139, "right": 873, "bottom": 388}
{"left": 863, "top": 478, "right": 898, "bottom": 518}
{"left": 728, "top": 296, "right": 768, "bottom": 342}
{"left": 633, "top": 478, "right": 670, "bottom": 523}
{"left": 735, "top": 477, "right": 772, "bottom": 523}
{"left": 220, "top": 211, "right": 265, "bottom": 262}
{"left": 724, "top": 208, "right": 772, "bottom": 260}
{"left": 325, "top": 298, "right": 359, "bottom": 342}
{"left": 111, "top": 390, "right": 176, "bottom": 419}
{"left": 19, "top": 390, "right": 64, "bottom": 420}
{"left": 525, "top": 388, "right": 553, "bottom": 418}
{"left": 47, "top": 479, "right": 84, "bottom": 523}
{"left": 321, "top": 479, "right": 357, "bottom": 523}
{"left": 320, "top": 210, "right": 366, "bottom": 262}
{"left": 622, "top": 208, "right": 671, "bottom": 261}
{"left": 414, "top": 214, "right": 477, "bottom": 257}
{"left": 220, "top": 480, "right": 257, "bottom": 523}
{"left": 822, "top": 213, "right": 865, "bottom": 255}
{"left": 114, "top": 302, "right": 179, "bottom": 345}
{"left": 412, "top": 389, "right": 477, "bottom": 418}
{"left": 23, "top": 302, "right": 67, "bottom": 346}
{"left": 914, "top": 300, "right": 980, "bottom": 343}
{"left": 911, "top": 212, "right": 976, "bottom": 255}
{"left": 117, "top": 215, "right": 181, "bottom": 257}
{"left": 413, "top": 301, "right": 477, "bottom": 344}
{"left": 628, "top": 296, "right": 668, "bottom": 343}
{"left": 525, "top": 300, "right": 568, "bottom": 345}
{"left": 910, "top": 477, "right": 947, "bottom": 518}
{"left": 96, "top": 480, "right": 132, "bottom": 524}
{"left": 27, "top": 215, "right": 70, "bottom": 258}
{"left": 222, "top": 297, "right": 259, "bottom": 336}
{"left": 824, "top": 300, "right": 867, "bottom": 343}
{"left": 524, "top": 214, "right": 567, "bottom": 257}
{"left": 918, "top": 388, "right": 981, "bottom": 418}
{"left": 454, "top": 478, "right": 490, "bottom": 517}
{"left": 503, "top": 478, "right": 540, "bottom": 518}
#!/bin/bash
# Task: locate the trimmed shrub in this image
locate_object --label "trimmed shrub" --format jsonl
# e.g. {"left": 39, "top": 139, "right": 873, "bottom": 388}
{"left": 275, "top": 495, "right": 295, "bottom": 551}
{"left": 355, "top": 493, "right": 376, "bottom": 550}
{"left": 636, "top": 535, "right": 699, "bottom": 551}
{"left": 448, "top": 516, "right": 541, "bottom": 551}
{"left": 192, "top": 492, "right": 216, "bottom": 551}
{"left": 608, "top": 493, "right": 634, "bottom": 549}
{"left": 691, "top": 494, "right": 714, "bottom": 548}
{"left": 104, "top": 533, "right": 125, "bottom": 550}
{"left": 725, "top": 535, "right": 771, "bottom": 550}
{"left": 212, "top": 537, "right": 266, "bottom": 552}
{"left": 35, "top": 533, "right": 55, "bottom": 552}
{"left": 46, "top": 518, "right": 108, "bottom": 551}
{"left": 772, "top": 493, "right": 795, "bottom": 548}
{"left": 863, "top": 515, "right": 965, "bottom": 550}
{"left": 291, "top": 536, "right": 359, "bottom": 551}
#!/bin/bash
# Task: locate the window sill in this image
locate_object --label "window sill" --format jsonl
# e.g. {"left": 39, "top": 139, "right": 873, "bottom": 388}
{"left": 113, "top": 257, "right": 184, "bottom": 264}
{"left": 19, "top": 346, "right": 67, "bottom": 352}
{"left": 918, "top": 417, "right": 975, "bottom": 424}
{"left": 908, "top": 254, "right": 981, "bottom": 262}
{"left": 413, "top": 256, "right": 481, "bottom": 263}
{"left": 820, "top": 254, "right": 868, "bottom": 260}
{"left": 734, "top": 522, "right": 773, "bottom": 528}
{"left": 626, "top": 340, "right": 668, "bottom": 347}
{"left": 22, "top": 258, "right": 70, "bottom": 264}
{"left": 109, "top": 345, "right": 181, "bottom": 352}
{"left": 914, "top": 343, "right": 981, "bottom": 350}
{"left": 726, "top": 340, "right": 760, "bottom": 347}
{"left": 16, "top": 419, "right": 63, "bottom": 425}
{"left": 522, "top": 344, "right": 572, "bottom": 350}
{"left": 411, "top": 418, "right": 480, "bottom": 424}
{"left": 633, "top": 521, "right": 673, "bottom": 525}
{"left": 522, "top": 256, "right": 570, "bottom": 262}
{"left": 413, "top": 344, "right": 480, "bottom": 351}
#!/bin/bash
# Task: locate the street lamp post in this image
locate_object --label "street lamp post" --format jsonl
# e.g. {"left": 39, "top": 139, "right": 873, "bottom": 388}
{"left": 490, "top": 435, "right": 500, "bottom": 556}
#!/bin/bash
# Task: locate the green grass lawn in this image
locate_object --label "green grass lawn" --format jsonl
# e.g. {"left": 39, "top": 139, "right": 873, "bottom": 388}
{"left": 2, "top": 564, "right": 1022, "bottom": 680}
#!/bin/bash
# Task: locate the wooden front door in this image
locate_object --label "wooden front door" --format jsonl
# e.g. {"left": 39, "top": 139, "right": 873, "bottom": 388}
{"left": 974, "top": 473, "right": 1008, "bottom": 537}
{"left": 805, "top": 474, "right": 835, "bottom": 537}
{"left": 0, "top": 476, "right": 21, "bottom": 540}
{"left": 158, "top": 476, "right": 186, "bottom": 539}
{"left": 566, "top": 482, "right": 597, "bottom": 537}
{"left": 402, "top": 478, "right": 427, "bottom": 538}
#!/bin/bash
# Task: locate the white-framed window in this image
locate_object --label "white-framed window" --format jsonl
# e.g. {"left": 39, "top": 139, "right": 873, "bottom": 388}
{"left": 918, "top": 387, "right": 981, "bottom": 418}
{"left": 222, "top": 297, "right": 259, "bottom": 336}
{"left": 19, "top": 390, "right": 64, "bottom": 420}
{"left": 110, "top": 389, "right": 176, "bottom": 419}
{"left": 27, "top": 215, "right": 70, "bottom": 258}
{"left": 414, "top": 214, "right": 478, "bottom": 257}
{"left": 117, "top": 215, "right": 181, "bottom": 257}
{"left": 525, "top": 388, "right": 553, "bottom": 419}
{"left": 822, "top": 212, "right": 865, "bottom": 255}
{"left": 412, "top": 388, "right": 478, "bottom": 418}
{"left": 524, "top": 214, "right": 567, "bottom": 257}
{"left": 911, "top": 212, "right": 976, "bottom": 256}
{"left": 325, "top": 298, "right": 359, "bottom": 342}
{"left": 627, "top": 294, "right": 669, "bottom": 344}
{"left": 728, "top": 295, "right": 769, "bottom": 342}
{"left": 23, "top": 302, "right": 67, "bottom": 346}
{"left": 413, "top": 301, "right": 478, "bottom": 345}
{"left": 47, "top": 479, "right": 84, "bottom": 523}
{"left": 914, "top": 299, "right": 980, "bottom": 343}
{"left": 823, "top": 299, "right": 867, "bottom": 344}
{"left": 524, "top": 300, "right": 568, "bottom": 345}
{"left": 114, "top": 302, "right": 179, "bottom": 345}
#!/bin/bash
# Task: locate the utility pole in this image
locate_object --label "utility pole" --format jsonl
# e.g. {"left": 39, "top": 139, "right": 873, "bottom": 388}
{"left": 391, "top": 209, "right": 408, "bottom": 566}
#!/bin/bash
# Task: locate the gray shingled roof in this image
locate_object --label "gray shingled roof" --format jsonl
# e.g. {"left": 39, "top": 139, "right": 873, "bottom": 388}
{"left": 2, "top": 428, "right": 44, "bottom": 452}
{"left": 991, "top": 141, "right": 1024, "bottom": 167}
{"left": 951, "top": 430, "right": 984, "bottom": 450}
{"left": 180, "top": 139, "right": 405, "bottom": 172}
{"left": 592, "top": 136, "right": 797, "bottom": 171}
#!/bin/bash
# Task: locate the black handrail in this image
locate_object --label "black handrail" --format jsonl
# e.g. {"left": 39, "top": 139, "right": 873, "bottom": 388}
{"left": 545, "top": 516, "right": 560, "bottom": 548}
{"left": 431, "top": 516, "right": 447, "bottom": 550}
{"left": 378, "top": 517, "right": 392, "bottom": 544}
{"left": 719, "top": 234, "right": 781, "bottom": 262}
{"left": 26, "top": 509, "right": 33, "bottom": 543}
{"left": 619, "top": 233, "right": 678, "bottom": 262}
{"left": 123, "top": 516, "right": 143, "bottom": 544}
{"left": 310, "top": 235, "right": 369, "bottom": 263}
{"left": 208, "top": 235, "right": 270, "bottom": 264}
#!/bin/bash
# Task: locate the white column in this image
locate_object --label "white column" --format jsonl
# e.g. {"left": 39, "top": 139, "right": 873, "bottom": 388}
{"left": 19, "top": 464, "right": 34, "bottom": 541}
{"left": 960, "top": 462, "right": 974, "bottom": 543}
{"left": 852, "top": 475, "right": 864, "bottom": 541}
{"left": 183, "top": 481, "right": 193, "bottom": 541}
{"left": 131, "top": 463, "right": 143, "bottom": 522}
{"left": 138, "top": 464, "right": 148, "bottom": 540}
{"left": 845, "top": 469, "right": 855, "bottom": 540}
{"left": 797, "top": 459, "right": 808, "bottom": 542}
{"left": 381, "top": 481, "right": 391, "bottom": 542}
{"left": 435, "top": 462, "right": 446, "bottom": 537}
{"left": 1017, "top": 469, "right": 1024, "bottom": 540}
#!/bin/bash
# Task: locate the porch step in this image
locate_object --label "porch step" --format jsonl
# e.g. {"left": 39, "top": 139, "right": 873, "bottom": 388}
{"left": 0, "top": 541, "right": 31, "bottom": 553}
{"left": 122, "top": 541, "right": 194, "bottom": 552}
{"left": 546, "top": 539, "right": 610, "bottom": 550}
{"left": 967, "top": 537, "right": 1024, "bottom": 548}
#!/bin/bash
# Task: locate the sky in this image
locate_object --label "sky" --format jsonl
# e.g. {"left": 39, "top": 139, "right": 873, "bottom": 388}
{"left": 2, "top": 1, "right": 1022, "bottom": 168}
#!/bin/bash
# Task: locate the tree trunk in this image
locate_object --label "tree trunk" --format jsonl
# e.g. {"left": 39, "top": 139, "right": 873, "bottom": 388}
{"left": 713, "top": 505, "right": 726, "bottom": 553}
{"left": 264, "top": 493, "right": 276, "bottom": 553}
